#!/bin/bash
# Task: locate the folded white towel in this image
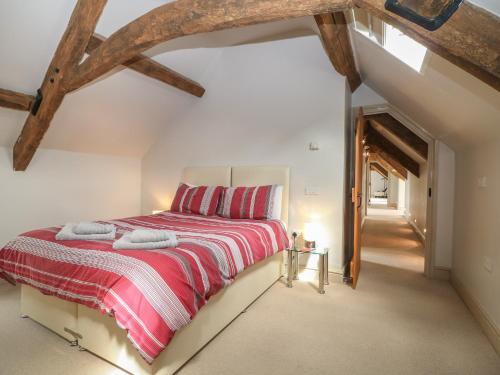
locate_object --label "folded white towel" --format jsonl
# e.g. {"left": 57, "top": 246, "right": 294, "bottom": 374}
{"left": 112, "top": 233, "right": 178, "bottom": 250}
{"left": 73, "top": 222, "right": 115, "bottom": 235}
{"left": 129, "top": 229, "right": 176, "bottom": 243}
{"left": 56, "top": 223, "right": 116, "bottom": 241}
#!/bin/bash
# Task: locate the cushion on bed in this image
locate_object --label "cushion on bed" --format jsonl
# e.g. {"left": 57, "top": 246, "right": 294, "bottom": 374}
{"left": 170, "top": 183, "right": 223, "bottom": 216}
{"left": 217, "top": 185, "right": 282, "bottom": 220}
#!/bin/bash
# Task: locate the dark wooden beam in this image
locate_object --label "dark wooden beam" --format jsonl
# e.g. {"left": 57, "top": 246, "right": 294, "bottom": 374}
{"left": 370, "top": 161, "right": 388, "bottom": 178}
{"left": 354, "top": 0, "right": 500, "bottom": 91}
{"left": 365, "top": 113, "right": 428, "bottom": 160}
{"left": 84, "top": 34, "right": 205, "bottom": 97}
{"left": 366, "top": 125, "right": 420, "bottom": 177}
{"left": 66, "top": 0, "right": 351, "bottom": 92}
{"left": 369, "top": 153, "right": 407, "bottom": 180}
{"left": 13, "top": 0, "right": 107, "bottom": 171}
{"left": 0, "top": 88, "right": 35, "bottom": 111}
{"left": 314, "top": 12, "right": 361, "bottom": 91}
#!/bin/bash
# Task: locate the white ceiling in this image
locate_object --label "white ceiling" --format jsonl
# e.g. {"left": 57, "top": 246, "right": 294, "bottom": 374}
{"left": 351, "top": 28, "right": 500, "bottom": 150}
{"left": 0, "top": 0, "right": 499, "bottom": 156}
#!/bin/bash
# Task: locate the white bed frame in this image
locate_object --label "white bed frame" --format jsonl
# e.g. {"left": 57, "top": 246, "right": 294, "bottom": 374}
{"left": 20, "top": 165, "right": 290, "bottom": 375}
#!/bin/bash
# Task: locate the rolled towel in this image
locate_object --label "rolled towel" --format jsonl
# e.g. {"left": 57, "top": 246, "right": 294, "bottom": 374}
{"left": 56, "top": 223, "right": 116, "bottom": 241}
{"left": 113, "top": 233, "right": 178, "bottom": 250}
{"left": 129, "top": 229, "right": 175, "bottom": 243}
{"left": 73, "top": 222, "right": 114, "bottom": 235}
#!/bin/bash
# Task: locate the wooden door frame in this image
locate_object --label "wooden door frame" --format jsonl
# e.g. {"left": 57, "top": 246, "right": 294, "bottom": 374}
{"left": 350, "top": 103, "right": 437, "bottom": 279}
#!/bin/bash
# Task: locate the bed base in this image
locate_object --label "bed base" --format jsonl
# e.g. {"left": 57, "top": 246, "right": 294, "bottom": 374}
{"left": 20, "top": 252, "right": 283, "bottom": 375}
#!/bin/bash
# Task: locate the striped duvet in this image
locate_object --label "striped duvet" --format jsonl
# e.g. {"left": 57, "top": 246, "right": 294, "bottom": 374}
{"left": 0, "top": 211, "right": 289, "bottom": 363}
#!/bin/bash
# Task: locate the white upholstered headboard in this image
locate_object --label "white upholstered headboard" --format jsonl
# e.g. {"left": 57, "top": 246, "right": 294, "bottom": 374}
{"left": 182, "top": 166, "right": 231, "bottom": 187}
{"left": 180, "top": 166, "right": 290, "bottom": 226}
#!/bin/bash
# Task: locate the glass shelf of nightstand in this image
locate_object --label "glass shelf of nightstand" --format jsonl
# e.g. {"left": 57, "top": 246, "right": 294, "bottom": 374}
{"left": 285, "top": 247, "right": 329, "bottom": 255}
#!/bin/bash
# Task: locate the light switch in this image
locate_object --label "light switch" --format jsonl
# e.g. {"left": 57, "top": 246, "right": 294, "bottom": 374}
{"left": 309, "top": 142, "right": 320, "bottom": 151}
{"left": 305, "top": 186, "right": 320, "bottom": 196}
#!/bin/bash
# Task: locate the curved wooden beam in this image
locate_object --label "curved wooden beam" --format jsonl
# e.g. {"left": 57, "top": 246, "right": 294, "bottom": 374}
{"left": 66, "top": 0, "right": 351, "bottom": 92}
{"left": 13, "top": 0, "right": 107, "bottom": 171}
{"left": 84, "top": 34, "right": 205, "bottom": 97}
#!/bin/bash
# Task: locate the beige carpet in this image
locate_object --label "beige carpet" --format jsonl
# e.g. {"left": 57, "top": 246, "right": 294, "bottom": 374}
{"left": 1, "top": 215, "right": 499, "bottom": 374}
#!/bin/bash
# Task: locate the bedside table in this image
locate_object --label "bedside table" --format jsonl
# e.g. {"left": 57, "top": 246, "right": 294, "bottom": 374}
{"left": 285, "top": 247, "right": 329, "bottom": 294}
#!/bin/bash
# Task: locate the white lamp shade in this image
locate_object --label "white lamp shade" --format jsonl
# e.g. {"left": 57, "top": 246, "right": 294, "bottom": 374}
{"left": 304, "top": 222, "right": 320, "bottom": 242}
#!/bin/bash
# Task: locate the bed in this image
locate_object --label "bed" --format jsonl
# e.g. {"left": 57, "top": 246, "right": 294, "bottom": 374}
{"left": 0, "top": 166, "right": 290, "bottom": 375}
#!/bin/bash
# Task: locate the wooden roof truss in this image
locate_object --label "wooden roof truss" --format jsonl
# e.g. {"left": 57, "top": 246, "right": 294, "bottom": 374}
{"left": 0, "top": 0, "right": 498, "bottom": 170}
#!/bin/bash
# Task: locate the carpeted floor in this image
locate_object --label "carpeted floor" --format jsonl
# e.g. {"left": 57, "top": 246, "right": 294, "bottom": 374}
{"left": 1, "top": 215, "right": 499, "bottom": 375}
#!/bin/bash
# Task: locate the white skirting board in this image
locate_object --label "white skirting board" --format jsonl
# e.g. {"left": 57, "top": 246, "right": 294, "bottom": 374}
{"left": 451, "top": 273, "right": 500, "bottom": 356}
{"left": 405, "top": 214, "right": 425, "bottom": 243}
{"left": 20, "top": 252, "right": 283, "bottom": 375}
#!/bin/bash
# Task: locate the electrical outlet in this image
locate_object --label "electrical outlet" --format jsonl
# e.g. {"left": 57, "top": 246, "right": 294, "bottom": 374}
{"left": 483, "top": 256, "right": 493, "bottom": 273}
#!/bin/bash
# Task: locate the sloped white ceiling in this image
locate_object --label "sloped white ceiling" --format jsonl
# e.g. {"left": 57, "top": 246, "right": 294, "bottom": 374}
{"left": 351, "top": 28, "right": 500, "bottom": 150}
{"left": 469, "top": 0, "right": 500, "bottom": 16}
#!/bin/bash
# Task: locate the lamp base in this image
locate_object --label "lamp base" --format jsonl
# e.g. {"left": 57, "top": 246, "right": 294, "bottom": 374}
{"left": 304, "top": 240, "right": 316, "bottom": 249}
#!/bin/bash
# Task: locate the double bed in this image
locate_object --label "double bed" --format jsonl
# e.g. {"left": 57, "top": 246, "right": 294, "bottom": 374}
{"left": 0, "top": 166, "right": 290, "bottom": 375}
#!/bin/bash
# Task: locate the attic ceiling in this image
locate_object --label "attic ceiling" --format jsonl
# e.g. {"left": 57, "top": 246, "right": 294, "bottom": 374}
{"left": 1, "top": 0, "right": 499, "bottom": 159}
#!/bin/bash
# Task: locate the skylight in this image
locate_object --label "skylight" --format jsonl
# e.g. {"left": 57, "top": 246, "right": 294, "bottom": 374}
{"left": 352, "top": 9, "right": 427, "bottom": 73}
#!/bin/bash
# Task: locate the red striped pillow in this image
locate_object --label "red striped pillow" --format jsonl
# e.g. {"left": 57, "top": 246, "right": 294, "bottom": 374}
{"left": 217, "top": 185, "right": 280, "bottom": 220}
{"left": 170, "top": 183, "right": 223, "bottom": 216}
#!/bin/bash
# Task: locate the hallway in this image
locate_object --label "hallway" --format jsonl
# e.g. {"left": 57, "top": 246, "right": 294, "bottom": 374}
{"left": 362, "top": 215, "right": 424, "bottom": 273}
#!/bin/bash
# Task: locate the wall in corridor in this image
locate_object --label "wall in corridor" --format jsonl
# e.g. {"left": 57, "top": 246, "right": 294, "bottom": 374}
{"left": 387, "top": 172, "right": 399, "bottom": 208}
{"left": 406, "top": 163, "right": 428, "bottom": 240}
{"left": 370, "top": 170, "right": 386, "bottom": 195}
{"left": 434, "top": 141, "right": 455, "bottom": 269}
{"left": 453, "top": 139, "right": 500, "bottom": 334}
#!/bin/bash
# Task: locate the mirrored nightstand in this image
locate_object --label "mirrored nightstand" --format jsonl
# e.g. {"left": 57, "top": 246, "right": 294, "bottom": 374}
{"left": 285, "top": 247, "right": 329, "bottom": 294}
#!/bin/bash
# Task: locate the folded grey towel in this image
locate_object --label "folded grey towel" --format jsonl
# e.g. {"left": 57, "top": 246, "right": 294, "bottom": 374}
{"left": 129, "top": 229, "right": 176, "bottom": 243}
{"left": 113, "top": 233, "right": 178, "bottom": 250}
{"left": 73, "top": 222, "right": 115, "bottom": 235}
{"left": 56, "top": 223, "right": 116, "bottom": 241}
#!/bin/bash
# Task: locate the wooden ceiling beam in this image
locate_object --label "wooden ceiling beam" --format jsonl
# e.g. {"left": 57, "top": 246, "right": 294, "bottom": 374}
{"left": 353, "top": 0, "right": 500, "bottom": 91}
{"left": 366, "top": 125, "right": 420, "bottom": 177}
{"left": 314, "top": 11, "right": 361, "bottom": 91}
{"left": 0, "top": 88, "right": 35, "bottom": 112}
{"left": 66, "top": 0, "right": 351, "bottom": 92}
{"left": 365, "top": 113, "right": 428, "bottom": 160}
{"left": 13, "top": 0, "right": 107, "bottom": 171}
{"left": 83, "top": 34, "right": 205, "bottom": 97}
{"left": 370, "top": 161, "right": 388, "bottom": 178}
{"left": 369, "top": 153, "right": 407, "bottom": 180}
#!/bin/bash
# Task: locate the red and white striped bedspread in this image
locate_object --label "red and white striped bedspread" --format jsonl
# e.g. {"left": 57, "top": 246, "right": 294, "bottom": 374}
{"left": 0, "top": 212, "right": 289, "bottom": 363}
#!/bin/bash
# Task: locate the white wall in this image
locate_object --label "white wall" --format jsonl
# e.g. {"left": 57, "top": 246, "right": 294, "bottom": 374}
{"left": 141, "top": 36, "right": 348, "bottom": 271}
{"left": 406, "top": 164, "right": 428, "bottom": 238}
{"left": 351, "top": 83, "right": 387, "bottom": 108}
{"left": 453, "top": 139, "right": 500, "bottom": 331}
{"left": 370, "top": 170, "right": 386, "bottom": 195}
{"left": 387, "top": 172, "right": 399, "bottom": 207}
{"left": 434, "top": 141, "right": 455, "bottom": 269}
{"left": 397, "top": 178, "right": 406, "bottom": 213}
{"left": 0, "top": 147, "right": 141, "bottom": 247}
